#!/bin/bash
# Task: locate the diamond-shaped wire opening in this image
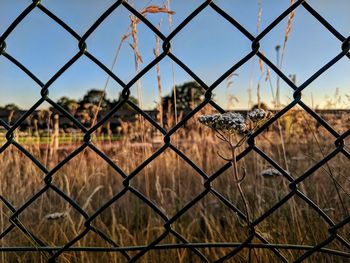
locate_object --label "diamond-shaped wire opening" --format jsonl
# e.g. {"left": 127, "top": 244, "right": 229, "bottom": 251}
{"left": 112, "top": 56, "right": 209, "bottom": 131}
{"left": 299, "top": 55, "right": 350, "bottom": 133}
{"left": 42, "top": 0, "right": 113, "bottom": 35}
{"left": 254, "top": 194, "right": 331, "bottom": 261}
{"left": 211, "top": 150, "right": 290, "bottom": 221}
{"left": 13, "top": 101, "right": 86, "bottom": 170}
{"left": 0, "top": 56, "right": 42, "bottom": 124}
{"left": 50, "top": 146, "right": 125, "bottom": 214}
{"left": 85, "top": 5, "right": 167, "bottom": 85}
{"left": 88, "top": 190, "right": 166, "bottom": 249}
{"left": 48, "top": 55, "right": 125, "bottom": 130}
{"left": 303, "top": 0, "right": 350, "bottom": 37}
{"left": 127, "top": 147, "right": 206, "bottom": 216}
{"left": 89, "top": 98, "right": 169, "bottom": 173}
{"left": 170, "top": 6, "right": 252, "bottom": 86}
{"left": 171, "top": 104, "right": 228, "bottom": 175}
{"left": 172, "top": 103, "right": 251, "bottom": 174}
{"left": 13, "top": 188, "right": 87, "bottom": 245}
{"left": 213, "top": 0, "right": 295, "bottom": 35}
{"left": 4, "top": 8, "right": 79, "bottom": 83}
{"left": 210, "top": 57, "right": 295, "bottom": 110}
{"left": 0, "top": 1, "right": 31, "bottom": 35}
{"left": 166, "top": 189, "right": 280, "bottom": 262}
{"left": 296, "top": 152, "right": 350, "bottom": 223}
{"left": 134, "top": 55, "right": 207, "bottom": 109}
{"left": 251, "top": 105, "right": 338, "bottom": 176}
{"left": 259, "top": 5, "right": 343, "bottom": 85}
{"left": 171, "top": 192, "right": 247, "bottom": 241}
{"left": 0, "top": 144, "right": 45, "bottom": 208}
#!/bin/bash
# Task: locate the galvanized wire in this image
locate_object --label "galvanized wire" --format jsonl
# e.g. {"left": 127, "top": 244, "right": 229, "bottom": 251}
{"left": 0, "top": 0, "right": 349, "bottom": 262}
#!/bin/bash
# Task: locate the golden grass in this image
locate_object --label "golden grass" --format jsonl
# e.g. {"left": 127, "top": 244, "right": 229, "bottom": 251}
{"left": 1, "top": 1, "right": 349, "bottom": 262}
{"left": 1, "top": 110, "right": 349, "bottom": 262}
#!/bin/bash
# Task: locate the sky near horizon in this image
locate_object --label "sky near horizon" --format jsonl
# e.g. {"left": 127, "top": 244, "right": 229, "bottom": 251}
{"left": 0, "top": 0, "right": 349, "bottom": 110}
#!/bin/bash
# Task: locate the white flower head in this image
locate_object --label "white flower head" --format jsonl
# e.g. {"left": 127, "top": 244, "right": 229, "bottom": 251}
{"left": 248, "top": 108, "right": 270, "bottom": 122}
{"left": 259, "top": 168, "right": 281, "bottom": 178}
{"left": 199, "top": 112, "right": 248, "bottom": 135}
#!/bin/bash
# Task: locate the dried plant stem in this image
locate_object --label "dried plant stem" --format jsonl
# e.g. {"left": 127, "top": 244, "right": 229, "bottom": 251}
{"left": 154, "top": 23, "right": 163, "bottom": 128}
{"left": 215, "top": 131, "right": 251, "bottom": 230}
{"left": 166, "top": 0, "right": 180, "bottom": 199}
{"left": 257, "top": 82, "right": 261, "bottom": 109}
{"left": 218, "top": 132, "right": 252, "bottom": 261}
{"left": 257, "top": 0, "right": 262, "bottom": 34}
{"left": 276, "top": 0, "right": 295, "bottom": 109}
{"left": 229, "top": 137, "right": 251, "bottom": 228}
{"left": 166, "top": 0, "right": 178, "bottom": 125}
{"left": 91, "top": 31, "right": 130, "bottom": 128}
{"left": 280, "top": 0, "right": 295, "bottom": 69}
{"left": 216, "top": 128, "right": 279, "bottom": 261}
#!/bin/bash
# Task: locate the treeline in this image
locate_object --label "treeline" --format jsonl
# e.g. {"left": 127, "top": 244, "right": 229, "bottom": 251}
{"left": 1, "top": 81, "right": 203, "bottom": 114}
{"left": 0, "top": 81, "right": 206, "bottom": 128}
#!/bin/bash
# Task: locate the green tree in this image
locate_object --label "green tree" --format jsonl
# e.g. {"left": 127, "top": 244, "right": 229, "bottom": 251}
{"left": 80, "top": 89, "right": 111, "bottom": 110}
{"left": 110, "top": 93, "right": 139, "bottom": 111}
{"left": 162, "top": 81, "right": 204, "bottom": 112}
{"left": 56, "top": 96, "right": 79, "bottom": 114}
{"left": 3, "top": 103, "right": 20, "bottom": 111}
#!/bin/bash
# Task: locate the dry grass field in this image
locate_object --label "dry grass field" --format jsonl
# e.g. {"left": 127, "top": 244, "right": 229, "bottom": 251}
{"left": 1, "top": 1, "right": 349, "bottom": 262}
{"left": 1, "top": 108, "right": 349, "bottom": 263}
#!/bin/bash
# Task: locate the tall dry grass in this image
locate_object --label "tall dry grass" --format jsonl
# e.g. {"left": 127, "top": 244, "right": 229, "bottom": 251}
{"left": 1, "top": 108, "right": 349, "bottom": 262}
{"left": 1, "top": 1, "right": 349, "bottom": 262}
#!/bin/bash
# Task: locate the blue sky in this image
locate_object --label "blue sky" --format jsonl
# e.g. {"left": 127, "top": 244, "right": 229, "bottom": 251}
{"left": 0, "top": 0, "right": 349, "bottom": 110}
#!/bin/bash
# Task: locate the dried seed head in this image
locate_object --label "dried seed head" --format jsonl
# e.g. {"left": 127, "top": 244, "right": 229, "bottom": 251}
{"left": 248, "top": 108, "right": 269, "bottom": 122}
{"left": 259, "top": 168, "right": 282, "bottom": 178}
{"left": 45, "top": 212, "right": 67, "bottom": 220}
{"left": 198, "top": 112, "right": 248, "bottom": 135}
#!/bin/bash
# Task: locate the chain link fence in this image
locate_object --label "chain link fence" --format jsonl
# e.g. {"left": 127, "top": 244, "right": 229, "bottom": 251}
{"left": 0, "top": 0, "right": 349, "bottom": 262}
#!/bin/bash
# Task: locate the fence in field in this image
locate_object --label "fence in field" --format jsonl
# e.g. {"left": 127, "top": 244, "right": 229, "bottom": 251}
{"left": 0, "top": 1, "right": 349, "bottom": 262}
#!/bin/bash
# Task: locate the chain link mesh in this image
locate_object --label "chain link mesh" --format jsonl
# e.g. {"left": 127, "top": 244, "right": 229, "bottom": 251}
{"left": 0, "top": 0, "right": 349, "bottom": 262}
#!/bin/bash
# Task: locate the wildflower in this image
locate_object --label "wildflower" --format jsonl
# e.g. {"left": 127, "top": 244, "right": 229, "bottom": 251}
{"left": 45, "top": 212, "right": 67, "bottom": 220}
{"left": 248, "top": 108, "right": 269, "bottom": 122}
{"left": 259, "top": 168, "right": 281, "bottom": 178}
{"left": 198, "top": 112, "right": 248, "bottom": 135}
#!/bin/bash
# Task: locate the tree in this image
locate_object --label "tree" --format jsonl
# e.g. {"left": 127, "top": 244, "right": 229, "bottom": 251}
{"left": 3, "top": 103, "right": 20, "bottom": 111}
{"left": 80, "top": 89, "right": 111, "bottom": 110}
{"left": 162, "top": 81, "right": 204, "bottom": 112}
{"left": 56, "top": 96, "right": 79, "bottom": 114}
{"left": 110, "top": 93, "right": 139, "bottom": 111}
